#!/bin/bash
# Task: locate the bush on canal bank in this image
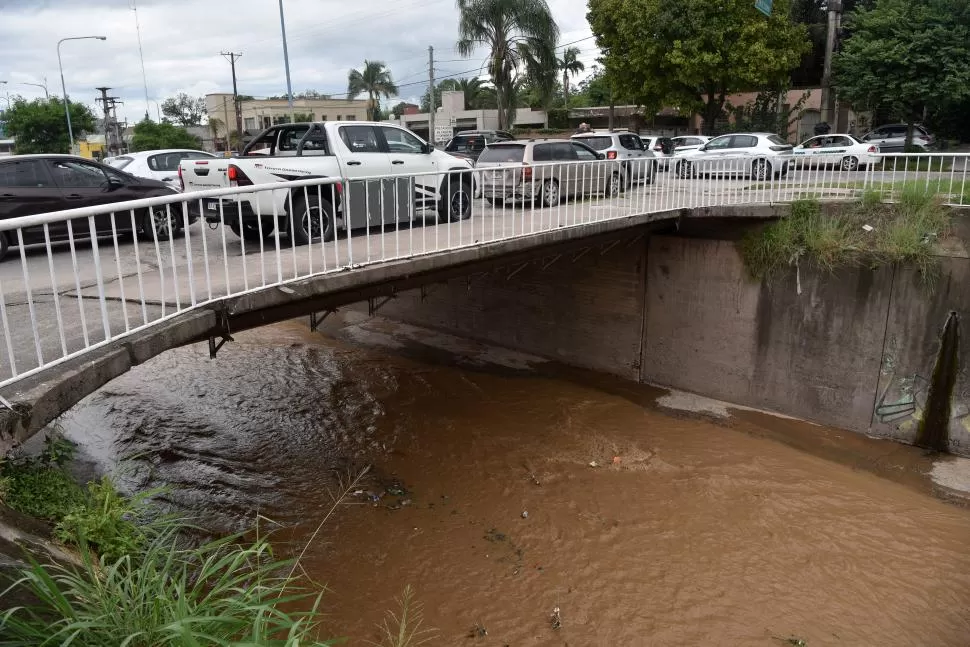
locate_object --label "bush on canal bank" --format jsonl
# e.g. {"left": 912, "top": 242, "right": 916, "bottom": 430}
{"left": 0, "top": 431, "right": 340, "bottom": 646}
{"left": 739, "top": 188, "right": 953, "bottom": 282}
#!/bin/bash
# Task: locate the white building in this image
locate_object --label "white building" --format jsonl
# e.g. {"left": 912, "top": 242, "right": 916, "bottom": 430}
{"left": 396, "top": 91, "right": 547, "bottom": 144}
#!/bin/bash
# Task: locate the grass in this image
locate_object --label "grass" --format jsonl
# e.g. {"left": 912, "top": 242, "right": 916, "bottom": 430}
{"left": 367, "top": 585, "right": 437, "bottom": 647}
{"left": 1, "top": 432, "right": 87, "bottom": 522}
{"left": 739, "top": 187, "right": 952, "bottom": 282}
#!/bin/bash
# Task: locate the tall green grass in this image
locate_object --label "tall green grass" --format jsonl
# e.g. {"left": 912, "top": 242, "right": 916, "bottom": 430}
{"left": 739, "top": 188, "right": 952, "bottom": 281}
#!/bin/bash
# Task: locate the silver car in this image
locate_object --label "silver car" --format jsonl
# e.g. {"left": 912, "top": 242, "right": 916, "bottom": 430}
{"left": 861, "top": 124, "right": 934, "bottom": 153}
{"left": 475, "top": 139, "right": 622, "bottom": 207}
{"left": 674, "top": 133, "right": 794, "bottom": 180}
{"left": 570, "top": 131, "right": 655, "bottom": 185}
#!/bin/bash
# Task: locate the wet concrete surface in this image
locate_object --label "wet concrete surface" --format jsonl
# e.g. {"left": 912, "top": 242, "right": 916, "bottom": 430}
{"left": 53, "top": 315, "right": 970, "bottom": 646}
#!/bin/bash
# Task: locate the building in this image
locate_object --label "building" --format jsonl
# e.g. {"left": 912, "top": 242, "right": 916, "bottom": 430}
{"left": 396, "top": 91, "right": 547, "bottom": 144}
{"left": 206, "top": 94, "right": 370, "bottom": 135}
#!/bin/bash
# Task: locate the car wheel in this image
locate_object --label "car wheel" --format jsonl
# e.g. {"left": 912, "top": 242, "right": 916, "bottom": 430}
{"left": 644, "top": 162, "right": 656, "bottom": 185}
{"left": 0, "top": 232, "right": 8, "bottom": 262}
{"left": 229, "top": 221, "right": 274, "bottom": 242}
{"left": 438, "top": 180, "right": 473, "bottom": 223}
{"left": 841, "top": 156, "right": 860, "bottom": 171}
{"left": 678, "top": 161, "right": 693, "bottom": 179}
{"left": 752, "top": 159, "right": 772, "bottom": 181}
{"left": 485, "top": 197, "right": 505, "bottom": 207}
{"left": 140, "top": 205, "right": 181, "bottom": 241}
{"left": 541, "top": 179, "right": 560, "bottom": 208}
{"left": 292, "top": 193, "right": 335, "bottom": 245}
{"left": 606, "top": 172, "right": 622, "bottom": 198}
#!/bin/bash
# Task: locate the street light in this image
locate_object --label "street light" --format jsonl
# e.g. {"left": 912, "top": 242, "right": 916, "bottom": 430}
{"left": 57, "top": 35, "right": 107, "bottom": 152}
{"left": 277, "top": 0, "right": 295, "bottom": 122}
{"left": 21, "top": 81, "right": 50, "bottom": 100}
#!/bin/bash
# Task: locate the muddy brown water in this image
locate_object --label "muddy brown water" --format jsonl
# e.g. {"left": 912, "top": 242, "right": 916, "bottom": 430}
{"left": 59, "top": 317, "right": 970, "bottom": 646}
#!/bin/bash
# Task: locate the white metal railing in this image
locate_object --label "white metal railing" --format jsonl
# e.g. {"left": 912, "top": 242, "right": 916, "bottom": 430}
{"left": 0, "top": 153, "right": 966, "bottom": 390}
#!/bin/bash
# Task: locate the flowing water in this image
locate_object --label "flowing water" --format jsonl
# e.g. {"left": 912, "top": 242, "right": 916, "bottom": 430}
{"left": 60, "top": 315, "right": 970, "bottom": 646}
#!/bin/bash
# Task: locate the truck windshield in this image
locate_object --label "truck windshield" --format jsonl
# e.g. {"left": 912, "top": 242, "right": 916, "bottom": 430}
{"left": 573, "top": 136, "right": 612, "bottom": 151}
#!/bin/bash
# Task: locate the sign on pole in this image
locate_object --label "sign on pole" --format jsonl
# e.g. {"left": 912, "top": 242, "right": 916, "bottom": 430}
{"left": 755, "top": 0, "right": 772, "bottom": 15}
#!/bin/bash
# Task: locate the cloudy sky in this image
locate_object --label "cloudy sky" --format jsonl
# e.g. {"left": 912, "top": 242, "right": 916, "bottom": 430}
{"left": 0, "top": 0, "right": 599, "bottom": 124}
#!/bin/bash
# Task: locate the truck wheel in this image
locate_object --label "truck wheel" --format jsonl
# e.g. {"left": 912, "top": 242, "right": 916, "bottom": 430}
{"left": 229, "top": 222, "right": 273, "bottom": 242}
{"left": 292, "top": 194, "right": 335, "bottom": 244}
{"left": 0, "top": 232, "right": 8, "bottom": 262}
{"left": 485, "top": 197, "right": 505, "bottom": 207}
{"left": 438, "top": 180, "right": 472, "bottom": 223}
{"left": 139, "top": 205, "right": 182, "bottom": 241}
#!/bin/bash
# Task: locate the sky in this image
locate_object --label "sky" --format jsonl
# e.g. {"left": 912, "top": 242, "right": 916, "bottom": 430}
{"left": 0, "top": 0, "right": 600, "bottom": 125}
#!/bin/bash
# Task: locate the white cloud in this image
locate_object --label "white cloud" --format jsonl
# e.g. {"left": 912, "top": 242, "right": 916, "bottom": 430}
{"left": 0, "top": 0, "right": 599, "bottom": 124}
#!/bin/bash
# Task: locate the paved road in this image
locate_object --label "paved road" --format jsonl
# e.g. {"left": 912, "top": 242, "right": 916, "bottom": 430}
{"left": 0, "top": 166, "right": 964, "bottom": 384}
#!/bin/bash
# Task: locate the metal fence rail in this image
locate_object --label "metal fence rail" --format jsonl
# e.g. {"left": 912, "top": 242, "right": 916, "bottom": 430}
{"left": 0, "top": 152, "right": 966, "bottom": 390}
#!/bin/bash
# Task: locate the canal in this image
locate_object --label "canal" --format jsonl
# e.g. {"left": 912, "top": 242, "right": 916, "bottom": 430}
{"left": 60, "top": 315, "right": 970, "bottom": 646}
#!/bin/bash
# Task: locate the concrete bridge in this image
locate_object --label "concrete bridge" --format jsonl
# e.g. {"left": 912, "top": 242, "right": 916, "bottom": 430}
{"left": 1, "top": 158, "right": 968, "bottom": 454}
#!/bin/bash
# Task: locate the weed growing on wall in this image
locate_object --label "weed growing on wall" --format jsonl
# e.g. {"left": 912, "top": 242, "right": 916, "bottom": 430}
{"left": 739, "top": 189, "right": 952, "bottom": 282}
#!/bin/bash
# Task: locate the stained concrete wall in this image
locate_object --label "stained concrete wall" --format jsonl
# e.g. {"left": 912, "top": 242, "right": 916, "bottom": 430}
{"left": 379, "top": 229, "right": 970, "bottom": 454}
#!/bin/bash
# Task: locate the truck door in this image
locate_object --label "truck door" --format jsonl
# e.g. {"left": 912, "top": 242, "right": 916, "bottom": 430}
{"left": 334, "top": 125, "right": 394, "bottom": 229}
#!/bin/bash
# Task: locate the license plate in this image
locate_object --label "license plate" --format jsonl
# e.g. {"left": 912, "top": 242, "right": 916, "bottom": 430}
{"left": 206, "top": 201, "right": 219, "bottom": 212}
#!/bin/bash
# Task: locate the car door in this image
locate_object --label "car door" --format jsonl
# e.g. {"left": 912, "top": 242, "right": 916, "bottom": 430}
{"left": 694, "top": 135, "right": 733, "bottom": 173}
{"left": 822, "top": 135, "right": 853, "bottom": 165}
{"left": 0, "top": 158, "right": 66, "bottom": 243}
{"left": 570, "top": 142, "right": 601, "bottom": 195}
{"left": 551, "top": 142, "right": 580, "bottom": 195}
{"left": 618, "top": 134, "right": 645, "bottom": 179}
{"left": 379, "top": 125, "right": 437, "bottom": 223}
{"left": 47, "top": 158, "right": 129, "bottom": 238}
{"left": 796, "top": 136, "right": 824, "bottom": 168}
{"left": 866, "top": 128, "right": 895, "bottom": 153}
{"left": 727, "top": 134, "right": 760, "bottom": 173}
{"left": 334, "top": 124, "right": 395, "bottom": 228}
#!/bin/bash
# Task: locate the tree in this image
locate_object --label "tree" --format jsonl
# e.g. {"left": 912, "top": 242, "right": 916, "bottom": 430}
{"left": 390, "top": 102, "right": 409, "bottom": 119}
{"left": 292, "top": 112, "right": 315, "bottom": 122}
{"left": 4, "top": 97, "right": 96, "bottom": 154}
{"left": 208, "top": 116, "right": 224, "bottom": 143}
{"left": 296, "top": 89, "right": 331, "bottom": 99}
{"left": 587, "top": 0, "right": 810, "bottom": 134}
{"left": 456, "top": 0, "right": 560, "bottom": 131}
{"left": 160, "top": 93, "right": 207, "bottom": 127}
{"left": 347, "top": 60, "right": 399, "bottom": 121}
{"left": 834, "top": 0, "right": 970, "bottom": 148}
{"left": 129, "top": 119, "right": 202, "bottom": 152}
{"left": 558, "top": 46, "right": 585, "bottom": 107}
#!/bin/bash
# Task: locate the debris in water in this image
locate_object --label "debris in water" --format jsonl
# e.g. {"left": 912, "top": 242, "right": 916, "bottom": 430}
{"left": 862, "top": 224, "right": 874, "bottom": 232}
{"left": 588, "top": 460, "right": 599, "bottom": 468}
{"left": 530, "top": 472, "right": 541, "bottom": 486}
{"left": 521, "top": 510, "right": 529, "bottom": 519}
{"left": 612, "top": 456, "right": 622, "bottom": 465}
{"left": 484, "top": 528, "right": 507, "bottom": 542}
{"left": 468, "top": 623, "right": 488, "bottom": 638}
{"left": 551, "top": 606, "right": 562, "bottom": 630}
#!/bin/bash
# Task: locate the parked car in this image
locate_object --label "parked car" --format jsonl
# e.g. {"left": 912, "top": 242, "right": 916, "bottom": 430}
{"left": 793, "top": 134, "right": 881, "bottom": 171}
{"left": 0, "top": 154, "right": 191, "bottom": 261}
{"left": 861, "top": 124, "right": 934, "bottom": 153}
{"left": 444, "top": 130, "right": 515, "bottom": 163}
{"left": 639, "top": 135, "right": 674, "bottom": 169}
{"left": 570, "top": 131, "right": 655, "bottom": 185}
{"left": 670, "top": 135, "right": 711, "bottom": 155}
{"left": 674, "top": 133, "right": 794, "bottom": 180}
{"left": 475, "top": 139, "right": 619, "bottom": 207}
{"left": 105, "top": 149, "right": 217, "bottom": 190}
{"left": 179, "top": 121, "right": 474, "bottom": 243}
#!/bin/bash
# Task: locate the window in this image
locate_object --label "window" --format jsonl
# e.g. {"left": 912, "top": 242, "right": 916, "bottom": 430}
{"left": 550, "top": 142, "right": 577, "bottom": 161}
{"left": 0, "top": 160, "right": 51, "bottom": 188}
{"left": 48, "top": 160, "right": 108, "bottom": 188}
{"left": 186, "top": 151, "right": 214, "bottom": 160}
{"left": 336, "top": 115, "right": 341, "bottom": 121}
{"left": 321, "top": 115, "right": 328, "bottom": 122}
{"left": 619, "top": 134, "right": 641, "bottom": 150}
{"left": 731, "top": 135, "right": 758, "bottom": 148}
{"left": 477, "top": 144, "right": 524, "bottom": 163}
{"left": 381, "top": 126, "right": 424, "bottom": 154}
{"left": 244, "top": 117, "right": 256, "bottom": 131}
{"left": 571, "top": 142, "right": 598, "bottom": 160}
{"left": 684, "top": 138, "right": 702, "bottom": 146}
{"left": 531, "top": 144, "right": 555, "bottom": 162}
{"left": 704, "top": 136, "right": 733, "bottom": 150}
{"left": 298, "top": 126, "right": 330, "bottom": 155}
{"left": 574, "top": 136, "right": 612, "bottom": 151}
{"left": 148, "top": 153, "right": 184, "bottom": 172}
{"left": 104, "top": 156, "right": 133, "bottom": 169}
{"left": 278, "top": 125, "right": 312, "bottom": 153}
{"left": 446, "top": 135, "right": 487, "bottom": 155}
{"left": 345, "top": 115, "right": 355, "bottom": 121}
{"left": 766, "top": 135, "right": 788, "bottom": 146}
{"left": 339, "top": 125, "right": 381, "bottom": 153}
{"left": 262, "top": 116, "right": 272, "bottom": 129}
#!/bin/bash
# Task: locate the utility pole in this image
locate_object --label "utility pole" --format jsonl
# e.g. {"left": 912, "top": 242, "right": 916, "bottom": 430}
{"left": 222, "top": 96, "right": 232, "bottom": 153}
{"left": 221, "top": 51, "right": 243, "bottom": 139}
{"left": 428, "top": 45, "right": 435, "bottom": 145}
{"left": 819, "top": 0, "right": 842, "bottom": 129}
{"left": 277, "top": 0, "right": 295, "bottom": 123}
{"left": 96, "top": 86, "right": 112, "bottom": 156}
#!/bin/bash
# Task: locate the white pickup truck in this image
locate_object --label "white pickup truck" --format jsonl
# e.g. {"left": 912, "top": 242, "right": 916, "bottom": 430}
{"left": 179, "top": 121, "right": 475, "bottom": 243}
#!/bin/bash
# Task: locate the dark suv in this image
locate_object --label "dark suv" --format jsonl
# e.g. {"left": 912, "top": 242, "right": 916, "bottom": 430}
{"left": 444, "top": 130, "right": 515, "bottom": 162}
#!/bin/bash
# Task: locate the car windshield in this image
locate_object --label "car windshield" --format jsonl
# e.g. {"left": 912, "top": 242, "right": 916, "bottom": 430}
{"left": 477, "top": 144, "right": 524, "bottom": 163}
{"left": 574, "top": 136, "right": 612, "bottom": 151}
{"left": 105, "top": 156, "right": 133, "bottom": 169}
{"left": 766, "top": 135, "right": 789, "bottom": 146}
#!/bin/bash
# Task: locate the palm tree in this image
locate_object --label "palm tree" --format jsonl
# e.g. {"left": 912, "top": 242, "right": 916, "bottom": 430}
{"left": 207, "top": 117, "right": 224, "bottom": 149}
{"left": 558, "top": 46, "right": 585, "bottom": 108}
{"left": 457, "top": 77, "right": 485, "bottom": 109}
{"left": 347, "top": 60, "right": 399, "bottom": 121}
{"left": 456, "top": 0, "right": 559, "bottom": 131}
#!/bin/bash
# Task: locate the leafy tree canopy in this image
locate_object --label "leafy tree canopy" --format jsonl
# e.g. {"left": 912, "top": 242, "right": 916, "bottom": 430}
{"left": 161, "top": 93, "right": 207, "bottom": 127}
{"left": 4, "top": 97, "right": 97, "bottom": 154}
{"left": 587, "top": 0, "right": 810, "bottom": 133}
{"left": 129, "top": 119, "right": 202, "bottom": 152}
{"left": 834, "top": 0, "right": 970, "bottom": 138}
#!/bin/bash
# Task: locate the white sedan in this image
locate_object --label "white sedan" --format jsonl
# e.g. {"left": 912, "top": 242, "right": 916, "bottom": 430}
{"left": 792, "top": 134, "right": 881, "bottom": 171}
{"left": 104, "top": 149, "right": 216, "bottom": 190}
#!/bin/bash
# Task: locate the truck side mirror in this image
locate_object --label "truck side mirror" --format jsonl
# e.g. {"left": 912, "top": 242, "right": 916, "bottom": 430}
{"left": 422, "top": 143, "right": 434, "bottom": 154}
